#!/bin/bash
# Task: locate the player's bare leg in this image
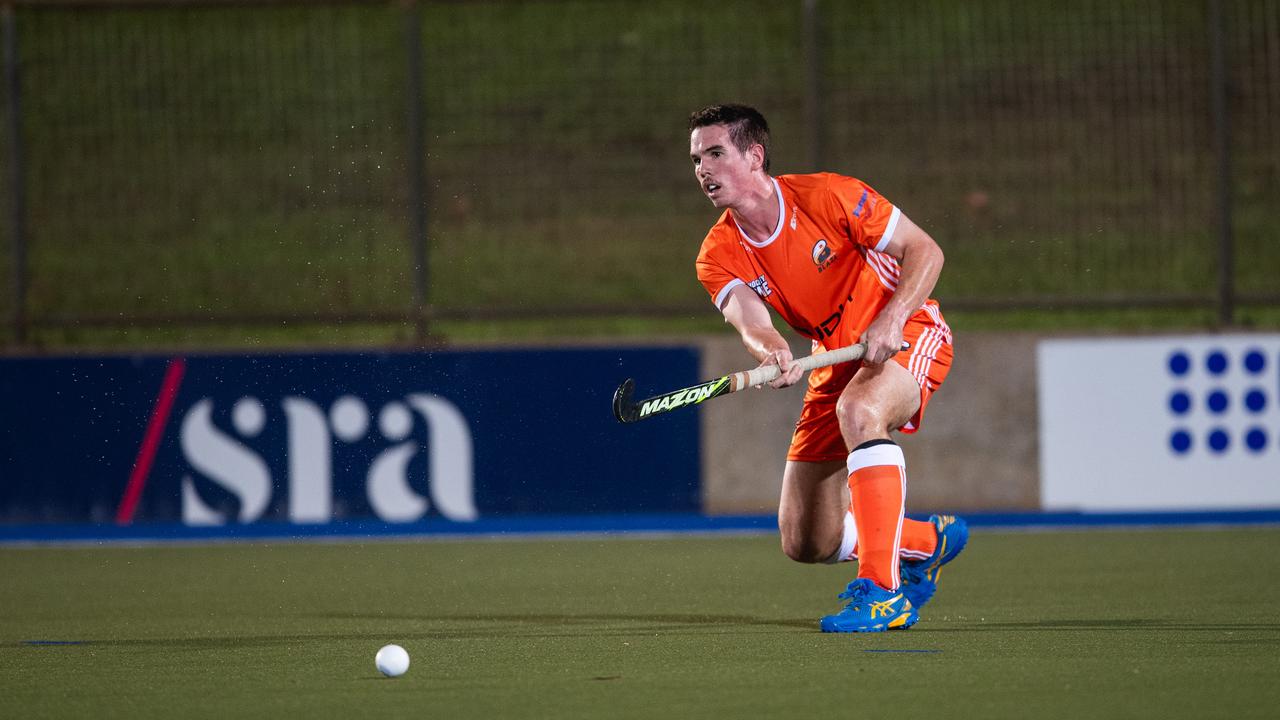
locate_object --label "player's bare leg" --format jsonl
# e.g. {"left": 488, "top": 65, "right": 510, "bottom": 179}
{"left": 836, "top": 360, "right": 922, "bottom": 588}
{"left": 777, "top": 360, "right": 942, "bottom": 568}
{"left": 778, "top": 459, "right": 847, "bottom": 563}
{"left": 820, "top": 361, "right": 947, "bottom": 632}
{"left": 836, "top": 360, "right": 968, "bottom": 621}
{"left": 837, "top": 360, "right": 921, "bottom": 448}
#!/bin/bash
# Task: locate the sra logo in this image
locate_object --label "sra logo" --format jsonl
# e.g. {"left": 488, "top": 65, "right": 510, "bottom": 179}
{"left": 179, "top": 393, "right": 477, "bottom": 525}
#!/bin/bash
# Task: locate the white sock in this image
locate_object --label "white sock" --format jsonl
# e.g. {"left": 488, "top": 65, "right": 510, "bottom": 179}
{"left": 823, "top": 510, "right": 859, "bottom": 564}
{"left": 824, "top": 508, "right": 931, "bottom": 564}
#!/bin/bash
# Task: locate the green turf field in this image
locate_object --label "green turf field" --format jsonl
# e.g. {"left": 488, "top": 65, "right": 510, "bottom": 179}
{"left": 3, "top": 528, "right": 1279, "bottom": 719}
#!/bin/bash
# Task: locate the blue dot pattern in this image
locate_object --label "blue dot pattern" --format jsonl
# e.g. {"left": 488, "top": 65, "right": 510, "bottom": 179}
{"left": 1244, "top": 350, "right": 1265, "bottom": 374}
{"left": 1206, "top": 350, "right": 1228, "bottom": 375}
{"left": 1207, "top": 390, "right": 1229, "bottom": 414}
{"left": 1245, "top": 389, "right": 1267, "bottom": 414}
{"left": 1246, "top": 428, "right": 1267, "bottom": 453}
{"left": 1208, "top": 429, "right": 1230, "bottom": 453}
{"left": 1165, "top": 346, "right": 1276, "bottom": 458}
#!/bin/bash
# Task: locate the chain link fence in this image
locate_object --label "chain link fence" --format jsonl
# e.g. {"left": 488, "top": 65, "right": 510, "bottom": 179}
{"left": 2, "top": 0, "right": 1277, "bottom": 345}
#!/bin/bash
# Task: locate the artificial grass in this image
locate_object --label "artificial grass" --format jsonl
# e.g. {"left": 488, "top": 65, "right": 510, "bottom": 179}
{"left": 3, "top": 528, "right": 1279, "bottom": 719}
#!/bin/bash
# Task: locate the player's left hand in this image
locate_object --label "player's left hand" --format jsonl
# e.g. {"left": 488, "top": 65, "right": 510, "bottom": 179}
{"left": 760, "top": 348, "right": 804, "bottom": 389}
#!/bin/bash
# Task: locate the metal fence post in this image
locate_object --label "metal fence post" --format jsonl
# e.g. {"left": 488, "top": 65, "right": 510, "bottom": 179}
{"left": 802, "top": 0, "right": 823, "bottom": 171}
{"left": 3, "top": 5, "right": 27, "bottom": 345}
{"left": 404, "top": 0, "right": 429, "bottom": 343}
{"left": 1208, "top": 0, "right": 1233, "bottom": 326}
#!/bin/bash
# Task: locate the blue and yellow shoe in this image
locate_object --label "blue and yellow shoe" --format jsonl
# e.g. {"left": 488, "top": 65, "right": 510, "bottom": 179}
{"left": 900, "top": 514, "right": 969, "bottom": 609}
{"left": 819, "top": 578, "right": 918, "bottom": 633}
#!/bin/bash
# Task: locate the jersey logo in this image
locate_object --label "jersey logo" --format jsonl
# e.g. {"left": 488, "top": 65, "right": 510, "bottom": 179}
{"left": 748, "top": 275, "right": 773, "bottom": 298}
{"left": 813, "top": 294, "right": 854, "bottom": 339}
{"left": 790, "top": 206, "right": 797, "bottom": 230}
{"left": 851, "top": 189, "right": 876, "bottom": 218}
{"left": 811, "top": 239, "right": 838, "bottom": 273}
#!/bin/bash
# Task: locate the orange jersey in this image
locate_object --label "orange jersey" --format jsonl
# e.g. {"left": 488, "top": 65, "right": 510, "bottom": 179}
{"left": 695, "top": 173, "right": 943, "bottom": 394}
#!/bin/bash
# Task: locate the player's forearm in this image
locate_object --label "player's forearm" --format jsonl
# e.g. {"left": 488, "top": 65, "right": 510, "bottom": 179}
{"left": 880, "top": 240, "right": 944, "bottom": 327}
{"left": 720, "top": 286, "right": 791, "bottom": 364}
{"left": 738, "top": 323, "right": 791, "bottom": 364}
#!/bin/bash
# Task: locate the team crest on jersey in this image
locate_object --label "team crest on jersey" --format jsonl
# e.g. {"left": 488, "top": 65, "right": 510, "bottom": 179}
{"left": 811, "top": 239, "right": 838, "bottom": 273}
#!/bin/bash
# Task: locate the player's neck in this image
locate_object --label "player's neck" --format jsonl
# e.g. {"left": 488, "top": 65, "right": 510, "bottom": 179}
{"left": 728, "top": 174, "right": 779, "bottom": 242}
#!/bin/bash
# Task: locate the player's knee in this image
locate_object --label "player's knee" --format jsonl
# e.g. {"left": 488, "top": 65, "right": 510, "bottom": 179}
{"left": 780, "top": 535, "right": 832, "bottom": 564}
{"left": 835, "top": 396, "right": 887, "bottom": 445}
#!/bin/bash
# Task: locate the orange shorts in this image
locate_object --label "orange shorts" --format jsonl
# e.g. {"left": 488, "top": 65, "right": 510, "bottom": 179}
{"left": 787, "top": 305, "right": 954, "bottom": 463}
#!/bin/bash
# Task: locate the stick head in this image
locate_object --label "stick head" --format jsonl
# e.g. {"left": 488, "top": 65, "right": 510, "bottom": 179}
{"left": 612, "top": 378, "right": 638, "bottom": 423}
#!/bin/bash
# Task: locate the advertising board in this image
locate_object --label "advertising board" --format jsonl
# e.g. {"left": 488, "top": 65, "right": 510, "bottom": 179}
{"left": 0, "top": 348, "right": 701, "bottom": 528}
{"left": 1039, "top": 335, "right": 1280, "bottom": 510}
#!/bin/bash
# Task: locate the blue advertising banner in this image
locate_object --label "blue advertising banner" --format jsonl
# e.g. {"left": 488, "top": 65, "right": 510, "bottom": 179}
{"left": 0, "top": 348, "right": 701, "bottom": 529}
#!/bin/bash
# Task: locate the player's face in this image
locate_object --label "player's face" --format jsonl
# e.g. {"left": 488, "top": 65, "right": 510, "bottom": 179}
{"left": 690, "top": 124, "right": 759, "bottom": 208}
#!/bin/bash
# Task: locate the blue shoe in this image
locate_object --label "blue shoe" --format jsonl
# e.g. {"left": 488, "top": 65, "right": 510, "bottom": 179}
{"left": 900, "top": 514, "right": 969, "bottom": 609}
{"left": 819, "top": 578, "right": 919, "bottom": 633}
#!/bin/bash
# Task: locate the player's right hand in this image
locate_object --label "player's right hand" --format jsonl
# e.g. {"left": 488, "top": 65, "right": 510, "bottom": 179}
{"left": 762, "top": 348, "right": 803, "bottom": 389}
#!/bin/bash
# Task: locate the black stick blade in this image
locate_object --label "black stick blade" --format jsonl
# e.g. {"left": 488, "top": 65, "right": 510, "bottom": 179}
{"left": 612, "top": 378, "right": 638, "bottom": 423}
{"left": 613, "top": 375, "right": 732, "bottom": 424}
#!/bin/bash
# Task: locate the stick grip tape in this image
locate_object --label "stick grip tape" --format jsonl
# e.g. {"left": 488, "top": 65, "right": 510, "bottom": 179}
{"left": 732, "top": 342, "right": 870, "bottom": 390}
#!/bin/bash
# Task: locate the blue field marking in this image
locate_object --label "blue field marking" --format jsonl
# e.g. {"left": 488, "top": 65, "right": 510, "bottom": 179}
{"left": 1, "top": 509, "right": 1279, "bottom": 545}
{"left": 24, "top": 640, "right": 86, "bottom": 645}
{"left": 0, "top": 514, "right": 781, "bottom": 545}
{"left": 959, "top": 508, "right": 1280, "bottom": 528}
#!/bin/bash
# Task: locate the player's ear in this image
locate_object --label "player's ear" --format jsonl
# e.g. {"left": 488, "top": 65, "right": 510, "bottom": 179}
{"left": 748, "top": 143, "right": 766, "bottom": 171}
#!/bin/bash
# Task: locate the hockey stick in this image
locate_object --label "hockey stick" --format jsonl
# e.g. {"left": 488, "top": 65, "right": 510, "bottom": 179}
{"left": 613, "top": 341, "right": 881, "bottom": 424}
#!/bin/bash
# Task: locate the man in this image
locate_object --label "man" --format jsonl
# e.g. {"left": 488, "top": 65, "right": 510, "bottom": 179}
{"left": 689, "top": 104, "right": 967, "bottom": 632}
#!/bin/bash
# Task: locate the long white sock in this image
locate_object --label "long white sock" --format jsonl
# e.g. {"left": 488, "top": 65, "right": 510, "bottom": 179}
{"left": 824, "top": 510, "right": 936, "bottom": 564}
{"left": 823, "top": 510, "right": 858, "bottom": 564}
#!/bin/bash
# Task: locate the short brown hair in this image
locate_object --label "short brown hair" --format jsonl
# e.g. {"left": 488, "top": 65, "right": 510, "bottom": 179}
{"left": 688, "top": 104, "right": 771, "bottom": 172}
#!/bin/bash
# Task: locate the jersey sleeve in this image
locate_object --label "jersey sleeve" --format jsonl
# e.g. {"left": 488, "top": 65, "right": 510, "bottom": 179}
{"left": 827, "top": 175, "right": 902, "bottom": 252}
{"left": 695, "top": 247, "right": 745, "bottom": 310}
